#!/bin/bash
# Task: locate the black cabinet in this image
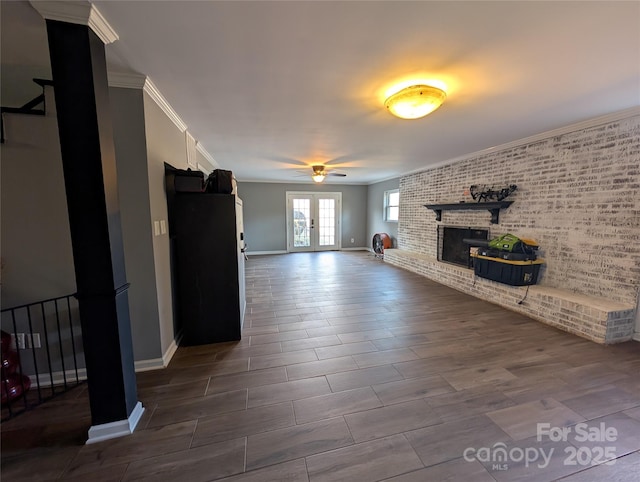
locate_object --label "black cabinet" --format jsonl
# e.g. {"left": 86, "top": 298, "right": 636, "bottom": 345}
{"left": 170, "top": 193, "right": 245, "bottom": 345}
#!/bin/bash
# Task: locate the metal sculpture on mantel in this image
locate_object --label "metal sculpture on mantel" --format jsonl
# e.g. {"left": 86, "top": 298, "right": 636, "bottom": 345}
{"left": 469, "top": 184, "right": 517, "bottom": 203}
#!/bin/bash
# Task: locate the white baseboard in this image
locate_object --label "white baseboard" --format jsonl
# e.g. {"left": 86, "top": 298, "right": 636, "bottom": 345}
{"left": 29, "top": 368, "right": 88, "bottom": 388}
{"left": 133, "top": 338, "right": 179, "bottom": 372}
{"left": 26, "top": 340, "right": 180, "bottom": 386}
{"left": 162, "top": 338, "right": 179, "bottom": 367}
{"left": 633, "top": 332, "right": 640, "bottom": 342}
{"left": 28, "top": 359, "right": 161, "bottom": 387}
{"left": 133, "top": 357, "right": 164, "bottom": 372}
{"left": 86, "top": 401, "right": 144, "bottom": 444}
{"left": 246, "top": 250, "right": 287, "bottom": 256}
{"left": 248, "top": 249, "right": 372, "bottom": 254}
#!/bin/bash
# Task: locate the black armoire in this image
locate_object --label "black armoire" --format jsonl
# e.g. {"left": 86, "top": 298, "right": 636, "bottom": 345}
{"left": 168, "top": 189, "right": 246, "bottom": 346}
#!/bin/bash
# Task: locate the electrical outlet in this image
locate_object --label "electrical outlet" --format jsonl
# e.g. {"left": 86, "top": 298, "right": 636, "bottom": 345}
{"left": 13, "top": 333, "right": 41, "bottom": 349}
{"left": 14, "top": 333, "right": 25, "bottom": 350}
{"left": 29, "top": 333, "right": 41, "bottom": 348}
{"left": 350, "top": 238, "right": 355, "bottom": 243}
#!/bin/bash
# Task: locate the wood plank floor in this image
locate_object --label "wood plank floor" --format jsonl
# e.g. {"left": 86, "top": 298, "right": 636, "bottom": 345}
{"left": 2, "top": 251, "right": 640, "bottom": 481}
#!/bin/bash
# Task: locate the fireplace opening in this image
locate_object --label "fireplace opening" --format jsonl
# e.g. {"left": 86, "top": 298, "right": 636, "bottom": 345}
{"left": 438, "top": 226, "right": 489, "bottom": 268}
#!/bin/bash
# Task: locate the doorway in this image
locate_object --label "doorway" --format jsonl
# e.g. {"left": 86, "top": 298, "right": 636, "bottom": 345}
{"left": 286, "top": 192, "right": 341, "bottom": 252}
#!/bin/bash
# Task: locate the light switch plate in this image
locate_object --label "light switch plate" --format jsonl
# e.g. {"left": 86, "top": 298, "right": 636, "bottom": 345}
{"left": 160, "top": 220, "right": 166, "bottom": 234}
{"left": 154, "top": 221, "right": 160, "bottom": 236}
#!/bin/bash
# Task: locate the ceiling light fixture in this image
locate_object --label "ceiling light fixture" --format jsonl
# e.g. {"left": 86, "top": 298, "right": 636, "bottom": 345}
{"left": 312, "top": 166, "right": 326, "bottom": 183}
{"left": 385, "top": 84, "right": 446, "bottom": 120}
{"left": 312, "top": 173, "right": 326, "bottom": 183}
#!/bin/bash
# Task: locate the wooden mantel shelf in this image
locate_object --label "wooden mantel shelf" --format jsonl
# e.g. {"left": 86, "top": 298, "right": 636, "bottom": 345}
{"left": 424, "top": 201, "right": 514, "bottom": 224}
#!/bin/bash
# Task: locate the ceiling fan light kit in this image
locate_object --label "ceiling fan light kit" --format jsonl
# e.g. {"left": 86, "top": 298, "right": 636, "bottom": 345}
{"left": 385, "top": 84, "right": 447, "bottom": 119}
{"left": 309, "top": 165, "right": 346, "bottom": 183}
{"left": 312, "top": 165, "right": 326, "bottom": 183}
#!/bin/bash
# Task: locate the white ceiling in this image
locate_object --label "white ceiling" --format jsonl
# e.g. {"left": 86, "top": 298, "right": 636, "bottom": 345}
{"left": 3, "top": 1, "right": 640, "bottom": 184}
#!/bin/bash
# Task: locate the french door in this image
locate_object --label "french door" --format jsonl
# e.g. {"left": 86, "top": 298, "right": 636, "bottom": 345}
{"left": 286, "top": 192, "right": 341, "bottom": 252}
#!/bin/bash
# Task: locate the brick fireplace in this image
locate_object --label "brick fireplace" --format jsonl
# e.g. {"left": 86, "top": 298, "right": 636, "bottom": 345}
{"left": 384, "top": 110, "right": 640, "bottom": 344}
{"left": 438, "top": 226, "right": 488, "bottom": 268}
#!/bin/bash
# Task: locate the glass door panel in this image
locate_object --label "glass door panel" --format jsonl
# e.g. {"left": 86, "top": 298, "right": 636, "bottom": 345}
{"left": 293, "top": 198, "right": 311, "bottom": 248}
{"left": 287, "top": 192, "right": 340, "bottom": 252}
{"left": 317, "top": 198, "right": 336, "bottom": 247}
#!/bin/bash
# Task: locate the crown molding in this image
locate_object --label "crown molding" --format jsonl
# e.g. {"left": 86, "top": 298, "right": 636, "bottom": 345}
{"left": 142, "top": 78, "right": 187, "bottom": 132}
{"left": 196, "top": 142, "right": 220, "bottom": 169}
{"left": 399, "top": 106, "right": 640, "bottom": 180}
{"left": 107, "top": 73, "right": 188, "bottom": 133}
{"left": 30, "top": 1, "right": 118, "bottom": 44}
{"left": 107, "top": 72, "right": 147, "bottom": 89}
{"left": 87, "top": 5, "right": 118, "bottom": 44}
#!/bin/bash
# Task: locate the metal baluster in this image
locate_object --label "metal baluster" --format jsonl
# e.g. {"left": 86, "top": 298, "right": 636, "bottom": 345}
{"left": 54, "top": 299, "right": 68, "bottom": 389}
{"left": 40, "top": 302, "right": 55, "bottom": 397}
{"left": 25, "top": 306, "right": 42, "bottom": 402}
{"left": 66, "top": 295, "right": 80, "bottom": 383}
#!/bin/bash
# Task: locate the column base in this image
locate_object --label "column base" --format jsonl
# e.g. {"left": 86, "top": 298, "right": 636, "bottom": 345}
{"left": 86, "top": 401, "right": 144, "bottom": 444}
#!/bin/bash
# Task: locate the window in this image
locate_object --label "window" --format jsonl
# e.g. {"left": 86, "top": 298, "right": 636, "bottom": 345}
{"left": 384, "top": 189, "right": 399, "bottom": 222}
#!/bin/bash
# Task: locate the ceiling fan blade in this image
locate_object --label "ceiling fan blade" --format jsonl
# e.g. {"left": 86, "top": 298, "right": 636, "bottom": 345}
{"left": 327, "top": 172, "right": 347, "bottom": 177}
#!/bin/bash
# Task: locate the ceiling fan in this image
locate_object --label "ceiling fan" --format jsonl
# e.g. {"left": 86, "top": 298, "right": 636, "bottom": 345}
{"left": 309, "top": 165, "right": 347, "bottom": 183}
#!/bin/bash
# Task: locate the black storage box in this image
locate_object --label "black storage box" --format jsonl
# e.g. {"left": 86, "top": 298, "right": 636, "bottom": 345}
{"left": 205, "top": 169, "right": 234, "bottom": 194}
{"left": 473, "top": 255, "right": 543, "bottom": 286}
{"left": 173, "top": 169, "right": 204, "bottom": 192}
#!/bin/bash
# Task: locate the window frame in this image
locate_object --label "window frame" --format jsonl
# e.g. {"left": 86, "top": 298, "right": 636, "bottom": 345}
{"left": 383, "top": 189, "right": 400, "bottom": 222}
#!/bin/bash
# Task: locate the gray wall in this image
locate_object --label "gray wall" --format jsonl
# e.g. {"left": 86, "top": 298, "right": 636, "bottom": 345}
{"left": 0, "top": 1, "right": 51, "bottom": 107}
{"left": 366, "top": 177, "right": 400, "bottom": 249}
{"left": 0, "top": 80, "right": 218, "bottom": 365}
{"left": 114, "top": 89, "right": 217, "bottom": 361}
{"left": 0, "top": 84, "right": 177, "bottom": 364}
{"left": 142, "top": 91, "right": 189, "bottom": 356}
{"left": 0, "top": 95, "right": 82, "bottom": 375}
{"left": 0, "top": 86, "right": 76, "bottom": 307}
{"left": 0, "top": 2, "right": 221, "bottom": 364}
{"left": 238, "top": 182, "right": 368, "bottom": 252}
{"left": 111, "top": 87, "right": 162, "bottom": 361}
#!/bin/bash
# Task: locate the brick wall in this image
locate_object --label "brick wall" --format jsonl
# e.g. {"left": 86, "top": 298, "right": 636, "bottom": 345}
{"left": 398, "top": 112, "right": 640, "bottom": 306}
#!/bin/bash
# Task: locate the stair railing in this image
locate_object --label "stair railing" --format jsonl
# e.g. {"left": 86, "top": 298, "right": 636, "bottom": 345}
{"left": 1, "top": 292, "right": 84, "bottom": 421}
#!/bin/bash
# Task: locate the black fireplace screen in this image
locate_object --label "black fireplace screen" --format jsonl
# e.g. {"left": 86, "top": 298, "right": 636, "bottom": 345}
{"left": 438, "top": 226, "right": 488, "bottom": 268}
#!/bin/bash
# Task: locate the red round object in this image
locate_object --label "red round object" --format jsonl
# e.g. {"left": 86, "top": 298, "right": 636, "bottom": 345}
{"left": 1, "top": 330, "right": 31, "bottom": 404}
{"left": 1, "top": 350, "right": 19, "bottom": 377}
{"left": 1, "top": 373, "right": 31, "bottom": 404}
{"left": 1, "top": 330, "right": 12, "bottom": 353}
